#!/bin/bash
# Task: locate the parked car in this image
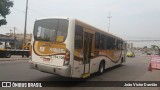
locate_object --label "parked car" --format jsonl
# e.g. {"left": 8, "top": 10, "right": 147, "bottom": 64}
{"left": 146, "top": 51, "right": 152, "bottom": 55}
{"left": 126, "top": 51, "right": 135, "bottom": 57}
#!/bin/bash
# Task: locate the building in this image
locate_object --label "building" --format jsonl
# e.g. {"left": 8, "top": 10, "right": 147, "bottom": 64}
{"left": 5, "top": 33, "right": 32, "bottom": 42}
{"left": 0, "top": 33, "right": 32, "bottom": 49}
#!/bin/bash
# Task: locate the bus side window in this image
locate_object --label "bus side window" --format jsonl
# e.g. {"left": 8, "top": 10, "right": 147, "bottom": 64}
{"left": 95, "top": 32, "right": 100, "bottom": 49}
{"left": 75, "top": 25, "right": 83, "bottom": 49}
{"left": 104, "top": 35, "right": 108, "bottom": 50}
{"left": 107, "top": 37, "right": 116, "bottom": 50}
{"left": 116, "top": 40, "right": 121, "bottom": 50}
{"left": 100, "top": 34, "right": 105, "bottom": 49}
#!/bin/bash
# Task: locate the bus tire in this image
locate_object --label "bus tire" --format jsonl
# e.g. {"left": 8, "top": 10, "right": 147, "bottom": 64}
{"left": 22, "top": 55, "right": 25, "bottom": 58}
{"left": 98, "top": 61, "right": 105, "bottom": 74}
{"left": 5, "top": 52, "right": 11, "bottom": 58}
{"left": 119, "top": 57, "right": 124, "bottom": 66}
{"left": 26, "top": 53, "right": 30, "bottom": 58}
{"left": 121, "top": 57, "right": 124, "bottom": 63}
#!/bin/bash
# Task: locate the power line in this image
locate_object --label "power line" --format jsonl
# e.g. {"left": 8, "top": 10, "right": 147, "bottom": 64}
{"left": 12, "top": 7, "right": 25, "bottom": 14}
{"left": 127, "top": 40, "right": 160, "bottom": 42}
{"left": 28, "top": 7, "right": 46, "bottom": 17}
{"left": 0, "top": 26, "right": 14, "bottom": 29}
{"left": 13, "top": 6, "right": 46, "bottom": 17}
{"left": 115, "top": 33, "right": 160, "bottom": 40}
{"left": 125, "top": 35, "right": 160, "bottom": 39}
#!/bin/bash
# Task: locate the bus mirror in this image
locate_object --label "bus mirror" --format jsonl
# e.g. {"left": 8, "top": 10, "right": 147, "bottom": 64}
{"left": 56, "top": 36, "right": 64, "bottom": 43}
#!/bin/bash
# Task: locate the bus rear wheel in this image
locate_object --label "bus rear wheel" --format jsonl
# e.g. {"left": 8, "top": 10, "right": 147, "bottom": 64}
{"left": 98, "top": 61, "right": 105, "bottom": 74}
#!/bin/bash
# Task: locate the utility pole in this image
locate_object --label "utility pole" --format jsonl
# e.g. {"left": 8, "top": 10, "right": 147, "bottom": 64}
{"left": 10, "top": 30, "right": 12, "bottom": 36}
{"left": 107, "top": 11, "right": 112, "bottom": 33}
{"left": 14, "top": 27, "right": 16, "bottom": 49}
{"left": 23, "top": 0, "right": 28, "bottom": 44}
{"left": 14, "top": 27, "right": 16, "bottom": 38}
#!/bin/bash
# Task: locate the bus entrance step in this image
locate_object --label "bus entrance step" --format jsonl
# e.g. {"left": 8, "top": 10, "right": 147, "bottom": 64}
{"left": 82, "top": 73, "right": 90, "bottom": 78}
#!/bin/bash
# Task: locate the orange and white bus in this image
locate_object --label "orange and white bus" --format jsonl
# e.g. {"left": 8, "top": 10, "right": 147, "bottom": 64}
{"left": 30, "top": 17, "right": 126, "bottom": 78}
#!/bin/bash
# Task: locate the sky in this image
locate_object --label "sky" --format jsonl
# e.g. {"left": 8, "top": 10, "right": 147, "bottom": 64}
{"left": 0, "top": 0, "right": 160, "bottom": 47}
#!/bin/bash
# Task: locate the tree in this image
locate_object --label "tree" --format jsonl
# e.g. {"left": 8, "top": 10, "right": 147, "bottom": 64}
{"left": 0, "top": 0, "right": 13, "bottom": 26}
{"left": 151, "top": 45, "right": 160, "bottom": 55}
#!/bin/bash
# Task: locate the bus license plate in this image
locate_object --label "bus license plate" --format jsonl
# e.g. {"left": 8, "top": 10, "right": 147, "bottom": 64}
{"left": 43, "top": 58, "right": 50, "bottom": 61}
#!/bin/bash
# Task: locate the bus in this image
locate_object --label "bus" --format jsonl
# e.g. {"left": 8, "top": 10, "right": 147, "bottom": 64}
{"left": 30, "top": 17, "right": 127, "bottom": 78}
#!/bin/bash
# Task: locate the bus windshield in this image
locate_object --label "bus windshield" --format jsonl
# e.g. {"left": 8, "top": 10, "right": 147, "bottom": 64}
{"left": 33, "top": 19, "right": 69, "bottom": 42}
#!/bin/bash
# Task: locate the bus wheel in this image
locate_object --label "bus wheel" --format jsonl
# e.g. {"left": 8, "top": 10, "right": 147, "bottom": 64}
{"left": 121, "top": 57, "right": 124, "bottom": 63}
{"left": 26, "top": 53, "right": 30, "bottom": 58}
{"left": 98, "top": 61, "right": 105, "bottom": 74}
{"left": 22, "top": 55, "right": 25, "bottom": 58}
{"left": 5, "top": 52, "right": 11, "bottom": 58}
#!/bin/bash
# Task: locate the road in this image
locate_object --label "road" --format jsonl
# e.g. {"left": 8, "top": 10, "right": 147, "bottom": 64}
{"left": 0, "top": 52, "right": 160, "bottom": 90}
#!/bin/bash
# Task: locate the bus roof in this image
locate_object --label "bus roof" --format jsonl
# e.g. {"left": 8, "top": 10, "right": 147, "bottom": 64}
{"left": 75, "top": 19, "right": 125, "bottom": 41}
{"left": 36, "top": 17, "right": 70, "bottom": 21}
{"left": 36, "top": 17, "right": 125, "bottom": 42}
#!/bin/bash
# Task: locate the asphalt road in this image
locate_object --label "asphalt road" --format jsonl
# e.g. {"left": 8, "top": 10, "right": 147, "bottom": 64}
{"left": 0, "top": 51, "right": 160, "bottom": 90}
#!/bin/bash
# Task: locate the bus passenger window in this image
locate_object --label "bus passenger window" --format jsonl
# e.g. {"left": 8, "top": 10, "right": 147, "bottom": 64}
{"left": 75, "top": 25, "right": 83, "bottom": 49}
{"left": 100, "top": 34, "right": 105, "bottom": 49}
{"left": 95, "top": 32, "right": 100, "bottom": 49}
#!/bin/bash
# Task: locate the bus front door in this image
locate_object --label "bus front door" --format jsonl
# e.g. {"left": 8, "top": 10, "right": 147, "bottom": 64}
{"left": 82, "top": 32, "right": 92, "bottom": 78}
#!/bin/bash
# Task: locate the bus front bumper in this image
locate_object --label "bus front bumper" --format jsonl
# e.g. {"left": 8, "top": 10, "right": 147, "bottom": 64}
{"left": 29, "top": 61, "right": 71, "bottom": 77}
